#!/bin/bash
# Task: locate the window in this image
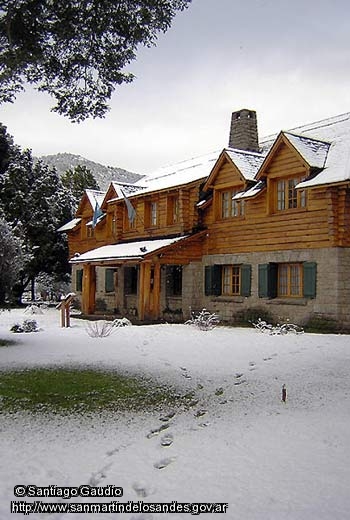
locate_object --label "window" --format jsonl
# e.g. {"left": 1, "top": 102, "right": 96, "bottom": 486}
{"left": 278, "top": 264, "right": 302, "bottom": 297}
{"left": 87, "top": 225, "right": 94, "bottom": 238}
{"left": 259, "top": 262, "right": 316, "bottom": 299}
{"left": 124, "top": 266, "right": 138, "bottom": 294}
{"left": 76, "top": 269, "right": 83, "bottom": 292}
{"left": 276, "top": 177, "right": 307, "bottom": 211}
{"left": 205, "top": 264, "right": 251, "bottom": 297}
{"left": 222, "top": 266, "right": 241, "bottom": 295}
{"left": 105, "top": 269, "right": 115, "bottom": 293}
{"left": 150, "top": 202, "right": 158, "bottom": 226}
{"left": 146, "top": 201, "right": 158, "bottom": 227}
{"left": 167, "top": 196, "right": 179, "bottom": 224}
{"left": 221, "top": 190, "right": 244, "bottom": 218}
{"left": 124, "top": 207, "right": 136, "bottom": 230}
{"left": 166, "top": 265, "right": 182, "bottom": 296}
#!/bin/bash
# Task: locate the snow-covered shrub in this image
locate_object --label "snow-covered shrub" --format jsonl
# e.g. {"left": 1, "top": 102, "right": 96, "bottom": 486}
{"left": 112, "top": 317, "right": 132, "bottom": 327}
{"left": 11, "top": 319, "right": 39, "bottom": 333}
{"left": 85, "top": 320, "right": 115, "bottom": 338}
{"left": 185, "top": 309, "right": 220, "bottom": 331}
{"left": 252, "top": 318, "right": 303, "bottom": 335}
{"left": 24, "top": 304, "right": 44, "bottom": 315}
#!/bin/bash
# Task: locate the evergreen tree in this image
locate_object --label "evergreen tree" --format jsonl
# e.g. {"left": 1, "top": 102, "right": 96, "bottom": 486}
{"left": 0, "top": 0, "right": 192, "bottom": 121}
{"left": 0, "top": 124, "right": 72, "bottom": 302}
{"left": 0, "top": 217, "right": 23, "bottom": 304}
{"left": 61, "top": 165, "right": 100, "bottom": 210}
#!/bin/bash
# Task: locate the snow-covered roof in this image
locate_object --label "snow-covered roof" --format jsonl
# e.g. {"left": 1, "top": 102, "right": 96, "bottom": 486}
{"left": 70, "top": 236, "right": 189, "bottom": 263}
{"left": 283, "top": 132, "right": 330, "bottom": 169}
{"left": 85, "top": 189, "right": 105, "bottom": 208}
{"left": 57, "top": 218, "right": 81, "bottom": 232}
{"left": 225, "top": 148, "right": 266, "bottom": 180}
{"left": 131, "top": 151, "right": 219, "bottom": 196}
{"left": 261, "top": 112, "right": 350, "bottom": 189}
{"left": 233, "top": 180, "right": 266, "bottom": 200}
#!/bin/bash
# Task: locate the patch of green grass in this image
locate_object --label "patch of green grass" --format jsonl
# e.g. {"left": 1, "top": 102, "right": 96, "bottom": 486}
{"left": 0, "top": 338, "right": 19, "bottom": 347}
{"left": 0, "top": 368, "right": 181, "bottom": 414}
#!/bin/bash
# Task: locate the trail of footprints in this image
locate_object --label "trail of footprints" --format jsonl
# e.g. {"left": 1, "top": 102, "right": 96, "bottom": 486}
{"left": 85, "top": 354, "right": 281, "bottom": 519}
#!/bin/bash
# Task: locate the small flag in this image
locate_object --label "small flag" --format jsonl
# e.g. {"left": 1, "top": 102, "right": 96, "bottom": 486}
{"left": 92, "top": 201, "right": 103, "bottom": 228}
{"left": 121, "top": 189, "right": 136, "bottom": 224}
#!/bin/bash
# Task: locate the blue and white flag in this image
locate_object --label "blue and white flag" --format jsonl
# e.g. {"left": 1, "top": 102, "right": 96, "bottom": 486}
{"left": 121, "top": 189, "right": 136, "bottom": 224}
{"left": 92, "top": 201, "right": 103, "bottom": 228}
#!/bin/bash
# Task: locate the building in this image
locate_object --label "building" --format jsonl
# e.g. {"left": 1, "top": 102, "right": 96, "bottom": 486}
{"left": 59, "top": 109, "right": 350, "bottom": 329}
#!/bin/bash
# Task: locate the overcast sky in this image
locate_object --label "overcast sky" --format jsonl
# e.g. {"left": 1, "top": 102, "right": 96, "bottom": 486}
{"left": 1, "top": 0, "right": 350, "bottom": 175}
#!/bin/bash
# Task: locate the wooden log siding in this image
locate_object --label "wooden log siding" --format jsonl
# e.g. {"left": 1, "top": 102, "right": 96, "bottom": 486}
{"left": 203, "top": 141, "right": 350, "bottom": 255}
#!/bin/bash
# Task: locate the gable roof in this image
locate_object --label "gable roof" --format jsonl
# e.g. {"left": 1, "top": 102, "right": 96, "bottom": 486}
{"left": 283, "top": 132, "right": 330, "bottom": 169}
{"left": 225, "top": 148, "right": 266, "bottom": 180}
{"left": 202, "top": 148, "right": 266, "bottom": 192}
{"left": 260, "top": 112, "right": 350, "bottom": 188}
{"left": 76, "top": 189, "right": 106, "bottom": 215}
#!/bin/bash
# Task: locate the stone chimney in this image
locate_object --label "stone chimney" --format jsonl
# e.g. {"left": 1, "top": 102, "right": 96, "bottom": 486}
{"left": 228, "top": 109, "right": 259, "bottom": 152}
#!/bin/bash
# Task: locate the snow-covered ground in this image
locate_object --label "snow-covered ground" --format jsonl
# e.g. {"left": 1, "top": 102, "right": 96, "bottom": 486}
{"left": 0, "top": 308, "right": 349, "bottom": 519}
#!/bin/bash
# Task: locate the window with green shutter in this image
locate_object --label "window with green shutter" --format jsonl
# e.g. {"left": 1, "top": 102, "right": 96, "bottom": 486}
{"left": 241, "top": 264, "right": 252, "bottom": 297}
{"left": 105, "top": 269, "right": 115, "bottom": 293}
{"left": 205, "top": 264, "right": 251, "bottom": 297}
{"left": 303, "top": 262, "right": 317, "bottom": 298}
{"left": 258, "top": 263, "right": 278, "bottom": 298}
{"left": 259, "top": 262, "right": 317, "bottom": 299}
{"left": 76, "top": 269, "right": 83, "bottom": 292}
{"left": 205, "top": 265, "right": 222, "bottom": 296}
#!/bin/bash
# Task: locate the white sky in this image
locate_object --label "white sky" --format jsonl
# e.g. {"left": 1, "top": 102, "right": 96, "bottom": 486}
{"left": 1, "top": 0, "right": 350, "bottom": 175}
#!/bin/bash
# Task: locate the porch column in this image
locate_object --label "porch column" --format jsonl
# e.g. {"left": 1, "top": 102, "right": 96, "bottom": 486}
{"left": 82, "top": 263, "right": 96, "bottom": 314}
{"left": 152, "top": 262, "right": 161, "bottom": 319}
{"left": 138, "top": 261, "right": 151, "bottom": 321}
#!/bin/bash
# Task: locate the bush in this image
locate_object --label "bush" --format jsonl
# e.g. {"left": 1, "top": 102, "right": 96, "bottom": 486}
{"left": 252, "top": 318, "right": 303, "bottom": 335}
{"left": 234, "top": 306, "right": 275, "bottom": 327}
{"left": 11, "top": 319, "right": 39, "bottom": 333}
{"left": 185, "top": 309, "right": 220, "bottom": 331}
{"left": 85, "top": 320, "right": 115, "bottom": 338}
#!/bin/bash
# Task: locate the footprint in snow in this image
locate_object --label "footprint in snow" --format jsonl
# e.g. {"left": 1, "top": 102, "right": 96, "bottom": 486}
{"left": 235, "top": 373, "right": 244, "bottom": 379}
{"left": 153, "top": 457, "right": 176, "bottom": 470}
{"left": 146, "top": 423, "right": 170, "bottom": 439}
{"left": 159, "top": 411, "right": 176, "bottom": 422}
{"left": 132, "top": 480, "right": 155, "bottom": 498}
{"left": 234, "top": 379, "right": 246, "bottom": 385}
{"left": 215, "top": 387, "right": 224, "bottom": 396}
{"left": 160, "top": 433, "right": 174, "bottom": 447}
{"left": 194, "top": 409, "right": 207, "bottom": 418}
{"left": 88, "top": 462, "right": 113, "bottom": 486}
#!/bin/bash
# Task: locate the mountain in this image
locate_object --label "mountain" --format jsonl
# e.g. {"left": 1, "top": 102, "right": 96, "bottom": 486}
{"left": 39, "top": 153, "right": 144, "bottom": 191}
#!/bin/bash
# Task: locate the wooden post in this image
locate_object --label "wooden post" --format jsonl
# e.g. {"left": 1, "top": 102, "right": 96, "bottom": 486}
{"left": 153, "top": 262, "right": 161, "bottom": 320}
{"left": 82, "top": 264, "right": 96, "bottom": 314}
{"left": 57, "top": 293, "right": 75, "bottom": 328}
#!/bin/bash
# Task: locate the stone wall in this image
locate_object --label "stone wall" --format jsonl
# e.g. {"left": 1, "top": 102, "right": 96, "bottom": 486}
{"left": 193, "top": 247, "right": 350, "bottom": 329}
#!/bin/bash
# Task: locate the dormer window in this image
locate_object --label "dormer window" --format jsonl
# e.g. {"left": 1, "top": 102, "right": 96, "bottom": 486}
{"left": 221, "top": 190, "right": 244, "bottom": 218}
{"left": 145, "top": 200, "right": 158, "bottom": 227}
{"left": 167, "top": 195, "right": 179, "bottom": 225}
{"left": 276, "top": 177, "right": 307, "bottom": 211}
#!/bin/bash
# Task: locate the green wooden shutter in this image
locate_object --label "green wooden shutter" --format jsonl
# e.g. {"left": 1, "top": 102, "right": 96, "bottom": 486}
{"left": 76, "top": 269, "right": 83, "bottom": 292}
{"left": 258, "top": 263, "right": 277, "bottom": 298}
{"left": 205, "top": 265, "right": 222, "bottom": 296}
{"left": 241, "top": 264, "right": 251, "bottom": 297}
{"left": 303, "top": 262, "right": 317, "bottom": 298}
{"left": 105, "top": 268, "right": 115, "bottom": 293}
